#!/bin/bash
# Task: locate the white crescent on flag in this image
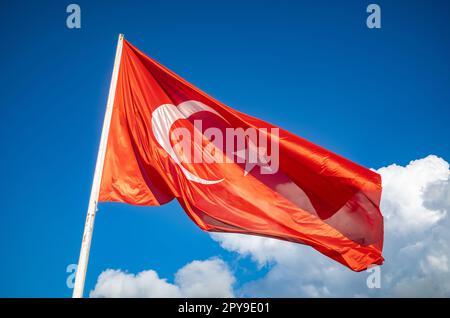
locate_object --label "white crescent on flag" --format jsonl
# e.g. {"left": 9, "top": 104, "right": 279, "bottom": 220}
{"left": 151, "top": 100, "right": 226, "bottom": 185}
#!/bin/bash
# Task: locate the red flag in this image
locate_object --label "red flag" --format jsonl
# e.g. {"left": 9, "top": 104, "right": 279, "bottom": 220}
{"left": 99, "top": 39, "right": 384, "bottom": 271}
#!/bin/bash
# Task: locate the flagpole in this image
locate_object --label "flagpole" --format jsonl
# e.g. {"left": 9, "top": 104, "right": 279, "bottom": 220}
{"left": 72, "top": 34, "right": 124, "bottom": 298}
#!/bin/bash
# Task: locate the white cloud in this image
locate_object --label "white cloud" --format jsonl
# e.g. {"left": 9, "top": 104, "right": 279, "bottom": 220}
{"left": 90, "top": 258, "right": 234, "bottom": 298}
{"left": 89, "top": 269, "right": 181, "bottom": 298}
{"left": 212, "top": 155, "right": 450, "bottom": 297}
{"left": 210, "top": 232, "right": 299, "bottom": 267}
{"left": 174, "top": 259, "right": 235, "bottom": 298}
{"left": 378, "top": 155, "right": 448, "bottom": 233}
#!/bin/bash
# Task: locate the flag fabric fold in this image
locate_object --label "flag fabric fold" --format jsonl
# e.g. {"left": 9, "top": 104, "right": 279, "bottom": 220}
{"left": 99, "top": 39, "right": 384, "bottom": 271}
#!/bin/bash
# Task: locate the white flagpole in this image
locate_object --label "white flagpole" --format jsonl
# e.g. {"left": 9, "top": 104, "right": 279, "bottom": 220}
{"left": 72, "top": 34, "right": 124, "bottom": 298}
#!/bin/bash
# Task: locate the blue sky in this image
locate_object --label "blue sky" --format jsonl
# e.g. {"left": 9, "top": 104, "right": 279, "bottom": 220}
{"left": 0, "top": 0, "right": 449, "bottom": 297}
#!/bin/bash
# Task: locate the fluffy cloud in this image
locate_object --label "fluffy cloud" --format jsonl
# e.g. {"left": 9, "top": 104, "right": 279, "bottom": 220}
{"left": 174, "top": 259, "right": 235, "bottom": 297}
{"left": 90, "top": 258, "right": 235, "bottom": 298}
{"left": 378, "top": 155, "right": 448, "bottom": 233}
{"left": 212, "top": 155, "right": 450, "bottom": 297}
{"left": 89, "top": 269, "right": 181, "bottom": 298}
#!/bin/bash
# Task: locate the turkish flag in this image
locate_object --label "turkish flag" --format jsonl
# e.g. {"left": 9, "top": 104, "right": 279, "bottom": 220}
{"left": 99, "top": 39, "right": 384, "bottom": 271}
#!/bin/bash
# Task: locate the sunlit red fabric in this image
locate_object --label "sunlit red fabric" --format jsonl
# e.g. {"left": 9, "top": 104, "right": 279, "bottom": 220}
{"left": 99, "top": 39, "right": 384, "bottom": 271}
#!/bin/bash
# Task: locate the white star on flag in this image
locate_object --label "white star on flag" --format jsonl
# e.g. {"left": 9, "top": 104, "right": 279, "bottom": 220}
{"left": 233, "top": 138, "right": 277, "bottom": 176}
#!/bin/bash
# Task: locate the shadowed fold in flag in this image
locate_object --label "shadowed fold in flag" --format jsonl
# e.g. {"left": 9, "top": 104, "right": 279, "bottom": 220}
{"left": 98, "top": 39, "right": 384, "bottom": 271}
